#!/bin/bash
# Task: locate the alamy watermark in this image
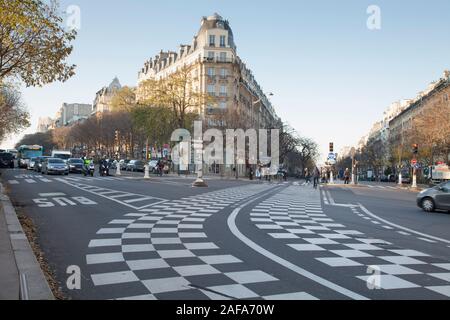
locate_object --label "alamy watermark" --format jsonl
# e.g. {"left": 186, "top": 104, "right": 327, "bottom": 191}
{"left": 66, "top": 5, "right": 81, "bottom": 31}
{"left": 367, "top": 5, "right": 381, "bottom": 30}
{"left": 171, "top": 121, "right": 280, "bottom": 170}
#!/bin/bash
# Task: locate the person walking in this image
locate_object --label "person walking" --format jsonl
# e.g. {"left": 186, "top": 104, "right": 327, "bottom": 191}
{"left": 344, "top": 168, "right": 351, "bottom": 184}
{"left": 304, "top": 168, "right": 311, "bottom": 185}
{"left": 313, "top": 166, "right": 320, "bottom": 189}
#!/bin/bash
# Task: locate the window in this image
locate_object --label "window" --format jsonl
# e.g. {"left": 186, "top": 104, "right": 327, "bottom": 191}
{"left": 220, "top": 35, "right": 226, "bottom": 47}
{"left": 220, "top": 68, "right": 227, "bottom": 78}
{"left": 207, "top": 85, "right": 215, "bottom": 96}
{"left": 219, "top": 52, "right": 227, "bottom": 62}
{"left": 220, "top": 85, "right": 227, "bottom": 97}
{"left": 207, "top": 67, "right": 215, "bottom": 77}
{"left": 444, "top": 94, "right": 449, "bottom": 102}
{"left": 219, "top": 102, "right": 227, "bottom": 109}
{"left": 208, "top": 51, "right": 215, "bottom": 60}
{"left": 209, "top": 35, "right": 215, "bottom": 47}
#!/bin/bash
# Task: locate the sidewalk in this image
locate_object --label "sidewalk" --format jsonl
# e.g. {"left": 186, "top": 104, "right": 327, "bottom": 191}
{"left": 0, "top": 180, "right": 54, "bottom": 300}
{"left": 325, "top": 179, "right": 428, "bottom": 191}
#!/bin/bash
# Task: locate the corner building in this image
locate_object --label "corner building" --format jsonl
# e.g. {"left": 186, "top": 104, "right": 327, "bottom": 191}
{"left": 137, "top": 13, "right": 280, "bottom": 130}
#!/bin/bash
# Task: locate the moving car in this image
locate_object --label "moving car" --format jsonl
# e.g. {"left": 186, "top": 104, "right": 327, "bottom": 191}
{"left": 67, "top": 158, "right": 85, "bottom": 173}
{"left": 41, "top": 158, "right": 69, "bottom": 175}
{"left": 0, "top": 152, "right": 14, "bottom": 168}
{"left": 51, "top": 150, "right": 71, "bottom": 162}
{"left": 27, "top": 157, "right": 38, "bottom": 170}
{"left": 126, "top": 160, "right": 145, "bottom": 172}
{"left": 417, "top": 181, "right": 450, "bottom": 212}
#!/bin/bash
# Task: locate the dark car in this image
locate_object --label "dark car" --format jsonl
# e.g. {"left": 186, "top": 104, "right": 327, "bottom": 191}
{"left": 41, "top": 158, "right": 69, "bottom": 175}
{"left": 34, "top": 156, "right": 51, "bottom": 173}
{"left": 417, "top": 181, "right": 450, "bottom": 212}
{"left": 67, "top": 158, "right": 85, "bottom": 173}
{"left": 126, "top": 160, "right": 145, "bottom": 172}
{"left": 0, "top": 152, "right": 14, "bottom": 168}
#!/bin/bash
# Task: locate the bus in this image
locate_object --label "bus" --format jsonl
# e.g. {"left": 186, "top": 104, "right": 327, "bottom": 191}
{"left": 17, "top": 145, "right": 44, "bottom": 168}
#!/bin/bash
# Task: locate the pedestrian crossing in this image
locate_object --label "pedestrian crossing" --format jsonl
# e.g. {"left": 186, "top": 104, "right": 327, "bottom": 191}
{"left": 7, "top": 174, "right": 123, "bottom": 185}
{"left": 248, "top": 186, "right": 450, "bottom": 298}
{"left": 85, "top": 183, "right": 319, "bottom": 300}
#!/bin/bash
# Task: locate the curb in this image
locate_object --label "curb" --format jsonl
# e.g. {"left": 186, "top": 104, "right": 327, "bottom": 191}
{"left": 0, "top": 182, "right": 54, "bottom": 300}
{"left": 324, "top": 183, "right": 424, "bottom": 192}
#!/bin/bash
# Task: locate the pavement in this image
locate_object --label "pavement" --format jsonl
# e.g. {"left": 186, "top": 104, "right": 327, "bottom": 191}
{"left": 0, "top": 174, "right": 54, "bottom": 300}
{"left": 2, "top": 167, "right": 450, "bottom": 300}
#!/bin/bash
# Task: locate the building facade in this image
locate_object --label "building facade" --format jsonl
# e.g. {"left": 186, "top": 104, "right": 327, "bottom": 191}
{"left": 389, "top": 71, "right": 450, "bottom": 146}
{"left": 137, "top": 13, "right": 280, "bottom": 129}
{"left": 92, "top": 77, "right": 122, "bottom": 115}
{"left": 36, "top": 117, "right": 53, "bottom": 133}
{"left": 57, "top": 103, "right": 92, "bottom": 127}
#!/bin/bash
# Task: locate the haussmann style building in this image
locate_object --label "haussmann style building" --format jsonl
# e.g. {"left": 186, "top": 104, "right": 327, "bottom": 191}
{"left": 137, "top": 13, "right": 281, "bottom": 130}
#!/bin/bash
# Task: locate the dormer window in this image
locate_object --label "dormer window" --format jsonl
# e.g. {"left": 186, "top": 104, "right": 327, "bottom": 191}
{"left": 209, "top": 35, "right": 216, "bottom": 47}
{"left": 220, "top": 35, "right": 226, "bottom": 47}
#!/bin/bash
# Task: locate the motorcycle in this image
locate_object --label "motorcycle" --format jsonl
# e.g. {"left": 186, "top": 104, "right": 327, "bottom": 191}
{"left": 100, "top": 163, "right": 109, "bottom": 177}
{"left": 83, "top": 163, "right": 95, "bottom": 177}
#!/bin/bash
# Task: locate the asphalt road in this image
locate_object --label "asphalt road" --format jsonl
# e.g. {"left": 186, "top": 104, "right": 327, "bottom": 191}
{"left": 2, "top": 168, "right": 450, "bottom": 300}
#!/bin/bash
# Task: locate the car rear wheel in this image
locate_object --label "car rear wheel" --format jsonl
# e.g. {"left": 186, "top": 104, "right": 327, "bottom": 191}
{"left": 421, "top": 198, "right": 435, "bottom": 212}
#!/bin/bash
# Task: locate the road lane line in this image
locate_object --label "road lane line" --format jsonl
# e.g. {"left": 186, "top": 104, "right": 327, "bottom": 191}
{"left": 38, "top": 192, "right": 66, "bottom": 197}
{"left": 358, "top": 204, "right": 450, "bottom": 245}
{"left": 228, "top": 207, "right": 368, "bottom": 300}
{"left": 123, "top": 197, "right": 153, "bottom": 204}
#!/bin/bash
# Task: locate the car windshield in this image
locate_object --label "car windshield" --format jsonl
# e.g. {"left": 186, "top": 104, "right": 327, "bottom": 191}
{"left": 31, "top": 158, "right": 37, "bottom": 161}
{"left": 0, "top": 153, "right": 13, "bottom": 160}
{"left": 69, "top": 159, "right": 83, "bottom": 163}
{"left": 48, "top": 159, "right": 65, "bottom": 164}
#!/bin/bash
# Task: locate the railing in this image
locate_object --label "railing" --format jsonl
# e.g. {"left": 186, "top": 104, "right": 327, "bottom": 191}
{"left": 203, "top": 57, "right": 234, "bottom": 63}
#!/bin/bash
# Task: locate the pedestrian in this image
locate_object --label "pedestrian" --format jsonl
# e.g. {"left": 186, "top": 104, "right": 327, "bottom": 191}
{"left": 304, "top": 168, "right": 311, "bottom": 185}
{"left": 344, "top": 168, "right": 351, "bottom": 184}
{"left": 249, "top": 167, "right": 254, "bottom": 180}
{"left": 255, "top": 167, "right": 261, "bottom": 180}
{"left": 313, "top": 166, "right": 320, "bottom": 189}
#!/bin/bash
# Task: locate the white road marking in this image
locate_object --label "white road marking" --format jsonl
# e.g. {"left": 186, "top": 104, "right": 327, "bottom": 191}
{"left": 358, "top": 204, "right": 450, "bottom": 245}
{"left": 8, "top": 180, "right": 19, "bottom": 184}
{"left": 25, "top": 179, "right": 36, "bottom": 184}
{"left": 38, "top": 193, "right": 66, "bottom": 197}
{"left": 91, "top": 271, "right": 139, "bottom": 286}
{"left": 228, "top": 207, "right": 368, "bottom": 300}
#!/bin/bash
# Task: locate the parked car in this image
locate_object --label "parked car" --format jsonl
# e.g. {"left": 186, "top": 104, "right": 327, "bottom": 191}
{"left": 67, "top": 158, "right": 85, "bottom": 173}
{"left": 27, "top": 157, "right": 38, "bottom": 170}
{"left": 126, "top": 160, "right": 145, "bottom": 172}
{"left": 148, "top": 160, "right": 158, "bottom": 172}
{"left": 401, "top": 175, "right": 411, "bottom": 184}
{"left": 34, "top": 156, "right": 51, "bottom": 173}
{"left": 417, "top": 181, "right": 450, "bottom": 212}
{"left": 0, "top": 152, "right": 14, "bottom": 168}
{"left": 41, "top": 158, "right": 69, "bottom": 175}
{"left": 119, "top": 159, "right": 130, "bottom": 170}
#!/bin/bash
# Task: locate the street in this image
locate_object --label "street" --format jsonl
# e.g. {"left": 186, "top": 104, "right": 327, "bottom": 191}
{"left": 2, "top": 168, "right": 450, "bottom": 300}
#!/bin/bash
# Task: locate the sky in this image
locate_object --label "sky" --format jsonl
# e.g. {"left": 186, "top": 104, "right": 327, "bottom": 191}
{"left": 2, "top": 0, "right": 450, "bottom": 161}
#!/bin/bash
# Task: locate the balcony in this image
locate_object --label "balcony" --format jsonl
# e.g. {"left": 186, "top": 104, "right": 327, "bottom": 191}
{"left": 203, "top": 57, "right": 234, "bottom": 64}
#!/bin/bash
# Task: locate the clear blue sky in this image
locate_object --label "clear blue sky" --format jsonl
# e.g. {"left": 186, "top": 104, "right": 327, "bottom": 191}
{"left": 2, "top": 0, "right": 450, "bottom": 161}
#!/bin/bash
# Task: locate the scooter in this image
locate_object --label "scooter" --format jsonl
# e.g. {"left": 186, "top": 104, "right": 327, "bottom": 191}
{"left": 100, "top": 163, "right": 109, "bottom": 177}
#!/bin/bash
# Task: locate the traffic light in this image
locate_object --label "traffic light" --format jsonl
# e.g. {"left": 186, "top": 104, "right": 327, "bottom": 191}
{"left": 412, "top": 143, "right": 418, "bottom": 154}
{"left": 329, "top": 142, "right": 334, "bottom": 153}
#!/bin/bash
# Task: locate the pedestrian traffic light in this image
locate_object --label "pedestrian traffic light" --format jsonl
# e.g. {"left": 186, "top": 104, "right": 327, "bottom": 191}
{"left": 412, "top": 143, "right": 419, "bottom": 154}
{"left": 329, "top": 142, "right": 334, "bottom": 153}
